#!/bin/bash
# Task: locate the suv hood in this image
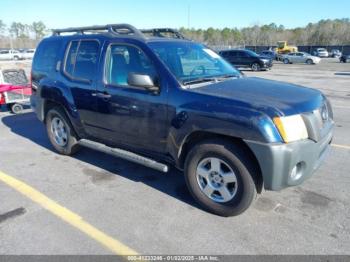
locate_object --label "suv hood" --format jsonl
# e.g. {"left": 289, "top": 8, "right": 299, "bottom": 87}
{"left": 190, "top": 77, "right": 324, "bottom": 117}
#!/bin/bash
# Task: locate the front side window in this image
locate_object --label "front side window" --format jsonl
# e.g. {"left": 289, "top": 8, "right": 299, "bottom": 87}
{"left": 64, "top": 40, "right": 99, "bottom": 81}
{"left": 105, "top": 44, "right": 157, "bottom": 86}
{"left": 149, "top": 42, "right": 240, "bottom": 85}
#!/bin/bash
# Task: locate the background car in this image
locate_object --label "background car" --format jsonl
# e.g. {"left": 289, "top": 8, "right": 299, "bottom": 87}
{"left": 20, "top": 49, "right": 36, "bottom": 60}
{"left": 219, "top": 49, "right": 273, "bottom": 71}
{"left": 259, "top": 50, "right": 278, "bottom": 60}
{"left": 313, "top": 48, "right": 329, "bottom": 57}
{"left": 330, "top": 49, "right": 342, "bottom": 58}
{"left": 340, "top": 54, "right": 350, "bottom": 63}
{"left": 0, "top": 49, "right": 21, "bottom": 61}
{"left": 282, "top": 52, "right": 321, "bottom": 64}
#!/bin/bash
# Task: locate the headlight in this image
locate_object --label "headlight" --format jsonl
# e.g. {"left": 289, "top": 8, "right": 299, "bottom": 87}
{"left": 273, "top": 115, "right": 308, "bottom": 143}
{"left": 261, "top": 59, "right": 269, "bottom": 63}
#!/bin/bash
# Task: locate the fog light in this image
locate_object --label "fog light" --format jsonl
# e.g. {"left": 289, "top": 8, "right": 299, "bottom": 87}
{"left": 290, "top": 162, "right": 303, "bottom": 181}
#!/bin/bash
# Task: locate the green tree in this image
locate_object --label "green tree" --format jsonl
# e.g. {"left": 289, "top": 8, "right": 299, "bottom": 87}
{"left": 32, "top": 21, "right": 47, "bottom": 39}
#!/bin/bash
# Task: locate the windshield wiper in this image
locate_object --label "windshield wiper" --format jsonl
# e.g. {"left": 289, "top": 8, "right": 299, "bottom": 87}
{"left": 183, "top": 74, "right": 239, "bottom": 86}
{"left": 183, "top": 77, "right": 217, "bottom": 86}
{"left": 216, "top": 74, "right": 239, "bottom": 80}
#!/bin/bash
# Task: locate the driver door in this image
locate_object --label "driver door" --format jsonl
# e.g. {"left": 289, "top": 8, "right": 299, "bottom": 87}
{"left": 94, "top": 43, "right": 169, "bottom": 154}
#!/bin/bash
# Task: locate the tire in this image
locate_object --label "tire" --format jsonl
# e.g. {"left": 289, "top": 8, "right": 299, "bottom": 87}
{"left": 306, "top": 59, "right": 313, "bottom": 65}
{"left": 184, "top": 139, "right": 258, "bottom": 217}
{"left": 283, "top": 58, "right": 290, "bottom": 64}
{"left": 13, "top": 56, "right": 19, "bottom": 61}
{"left": 46, "top": 107, "right": 80, "bottom": 155}
{"left": 11, "top": 103, "right": 23, "bottom": 114}
{"left": 251, "top": 63, "right": 261, "bottom": 71}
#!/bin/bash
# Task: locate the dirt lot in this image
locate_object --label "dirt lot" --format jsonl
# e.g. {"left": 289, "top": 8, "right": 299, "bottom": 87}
{"left": 0, "top": 58, "right": 349, "bottom": 255}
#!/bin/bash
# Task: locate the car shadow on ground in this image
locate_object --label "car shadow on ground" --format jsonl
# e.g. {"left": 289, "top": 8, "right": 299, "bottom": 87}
{"left": 1, "top": 112, "right": 201, "bottom": 210}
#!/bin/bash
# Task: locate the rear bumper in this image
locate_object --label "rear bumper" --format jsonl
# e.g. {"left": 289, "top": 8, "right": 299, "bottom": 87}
{"left": 245, "top": 129, "right": 333, "bottom": 191}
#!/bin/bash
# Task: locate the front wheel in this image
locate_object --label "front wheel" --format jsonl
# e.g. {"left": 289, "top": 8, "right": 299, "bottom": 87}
{"left": 46, "top": 107, "right": 80, "bottom": 155}
{"left": 306, "top": 59, "right": 313, "bottom": 65}
{"left": 251, "top": 63, "right": 261, "bottom": 71}
{"left": 184, "top": 139, "right": 258, "bottom": 217}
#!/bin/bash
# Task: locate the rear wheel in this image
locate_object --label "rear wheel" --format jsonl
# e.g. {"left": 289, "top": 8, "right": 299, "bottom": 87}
{"left": 184, "top": 139, "right": 258, "bottom": 217}
{"left": 46, "top": 107, "right": 80, "bottom": 155}
{"left": 306, "top": 59, "right": 313, "bottom": 65}
{"left": 11, "top": 103, "right": 23, "bottom": 114}
{"left": 251, "top": 63, "right": 261, "bottom": 71}
{"left": 283, "top": 58, "right": 290, "bottom": 64}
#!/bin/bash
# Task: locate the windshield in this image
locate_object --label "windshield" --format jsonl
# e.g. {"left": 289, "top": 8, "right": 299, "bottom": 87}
{"left": 148, "top": 42, "right": 241, "bottom": 85}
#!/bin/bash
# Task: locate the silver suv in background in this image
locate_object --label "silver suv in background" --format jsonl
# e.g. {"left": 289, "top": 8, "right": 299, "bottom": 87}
{"left": 313, "top": 48, "right": 329, "bottom": 57}
{"left": 330, "top": 49, "right": 342, "bottom": 58}
{"left": 282, "top": 52, "right": 321, "bottom": 64}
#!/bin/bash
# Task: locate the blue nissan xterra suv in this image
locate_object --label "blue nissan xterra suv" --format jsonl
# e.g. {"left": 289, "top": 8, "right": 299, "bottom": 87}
{"left": 31, "top": 24, "right": 334, "bottom": 216}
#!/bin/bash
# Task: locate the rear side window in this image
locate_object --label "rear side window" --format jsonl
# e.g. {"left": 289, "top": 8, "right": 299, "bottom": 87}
{"left": 33, "top": 40, "right": 61, "bottom": 72}
{"left": 222, "top": 51, "right": 236, "bottom": 58}
{"left": 64, "top": 40, "right": 99, "bottom": 82}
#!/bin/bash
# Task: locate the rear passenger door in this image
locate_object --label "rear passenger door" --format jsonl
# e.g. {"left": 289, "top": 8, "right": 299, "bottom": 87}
{"left": 223, "top": 51, "right": 238, "bottom": 66}
{"left": 63, "top": 39, "right": 101, "bottom": 137}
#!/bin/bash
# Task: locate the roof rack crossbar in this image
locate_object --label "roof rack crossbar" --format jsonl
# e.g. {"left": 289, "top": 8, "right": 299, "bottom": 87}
{"left": 141, "top": 28, "right": 187, "bottom": 39}
{"left": 52, "top": 23, "right": 145, "bottom": 38}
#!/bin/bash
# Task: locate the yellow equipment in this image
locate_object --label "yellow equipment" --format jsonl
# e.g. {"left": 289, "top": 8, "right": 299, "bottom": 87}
{"left": 274, "top": 41, "right": 298, "bottom": 54}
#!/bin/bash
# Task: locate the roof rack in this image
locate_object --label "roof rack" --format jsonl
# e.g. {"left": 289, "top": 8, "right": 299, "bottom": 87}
{"left": 141, "top": 28, "right": 187, "bottom": 39}
{"left": 52, "top": 24, "right": 145, "bottom": 38}
{"left": 52, "top": 24, "right": 187, "bottom": 40}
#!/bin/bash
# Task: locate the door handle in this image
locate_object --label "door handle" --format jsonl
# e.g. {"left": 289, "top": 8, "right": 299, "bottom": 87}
{"left": 92, "top": 92, "right": 111, "bottom": 99}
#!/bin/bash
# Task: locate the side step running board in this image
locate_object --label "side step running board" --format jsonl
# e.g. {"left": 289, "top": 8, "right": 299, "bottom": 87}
{"left": 78, "top": 139, "right": 169, "bottom": 173}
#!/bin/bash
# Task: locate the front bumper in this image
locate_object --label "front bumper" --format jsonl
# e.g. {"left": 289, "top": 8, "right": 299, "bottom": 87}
{"left": 245, "top": 129, "right": 333, "bottom": 191}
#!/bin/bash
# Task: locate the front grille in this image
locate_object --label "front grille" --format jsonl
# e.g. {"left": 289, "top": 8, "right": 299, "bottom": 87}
{"left": 302, "top": 101, "right": 333, "bottom": 142}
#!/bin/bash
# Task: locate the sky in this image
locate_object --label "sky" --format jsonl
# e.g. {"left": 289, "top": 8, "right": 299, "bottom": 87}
{"left": 0, "top": 0, "right": 349, "bottom": 30}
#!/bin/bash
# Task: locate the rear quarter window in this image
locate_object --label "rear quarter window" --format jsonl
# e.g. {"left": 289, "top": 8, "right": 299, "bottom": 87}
{"left": 64, "top": 40, "right": 99, "bottom": 82}
{"left": 33, "top": 40, "right": 62, "bottom": 73}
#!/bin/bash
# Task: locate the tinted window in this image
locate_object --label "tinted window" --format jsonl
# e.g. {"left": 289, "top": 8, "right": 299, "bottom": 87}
{"left": 65, "top": 40, "right": 99, "bottom": 81}
{"left": 33, "top": 40, "right": 61, "bottom": 72}
{"left": 65, "top": 41, "right": 79, "bottom": 76}
{"left": 0, "top": 50, "right": 9, "bottom": 54}
{"left": 238, "top": 51, "right": 249, "bottom": 57}
{"left": 106, "top": 44, "right": 157, "bottom": 86}
{"left": 222, "top": 51, "right": 237, "bottom": 58}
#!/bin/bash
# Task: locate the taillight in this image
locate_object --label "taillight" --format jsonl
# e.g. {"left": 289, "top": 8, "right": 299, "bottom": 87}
{"left": 0, "top": 93, "right": 5, "bottom": 105}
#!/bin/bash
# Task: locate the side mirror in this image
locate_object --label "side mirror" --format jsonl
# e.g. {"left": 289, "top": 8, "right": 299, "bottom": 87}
{"left": 127, "top": 73, "right": 158, "bottom": 92}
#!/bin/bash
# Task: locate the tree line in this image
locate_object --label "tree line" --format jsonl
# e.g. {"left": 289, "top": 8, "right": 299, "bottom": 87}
{"left": 1, "top": 18, "right": 350, "bottom": 49}
{"left": 179, "top": 18, "right": 350, "bottom": 47}
{"left": 0, "top": 20, "right": 48, "bottom": 48}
